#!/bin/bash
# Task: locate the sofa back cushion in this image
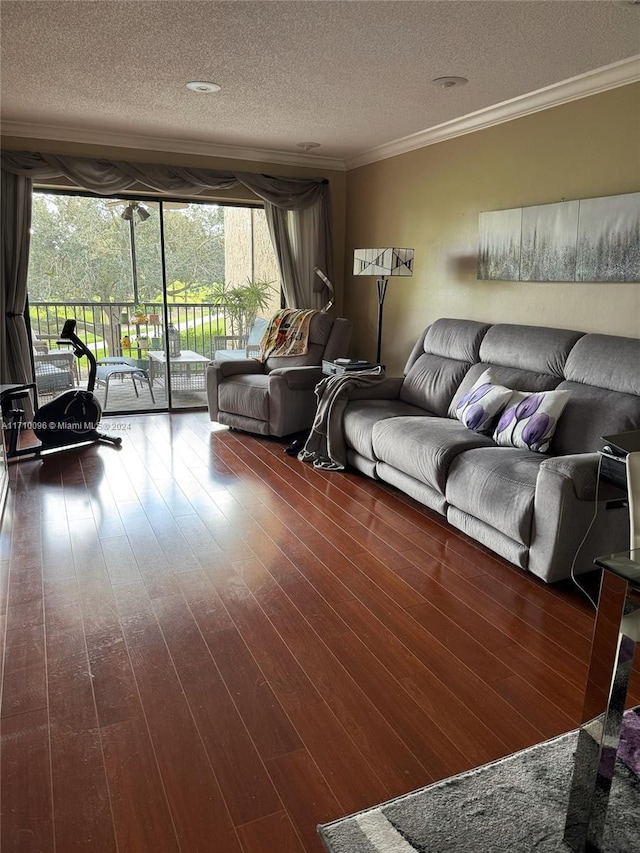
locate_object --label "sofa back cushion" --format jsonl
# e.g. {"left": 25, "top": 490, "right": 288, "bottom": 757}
{"left": 551, "top": 333, "right": 640, "bottom": 455}
{"left": 400, "top": 318, "right": 490, "bottom": 416}
{"left": 480, "top": 324, "right": 584, "bottom": 378}
{"left": 449, "top": 324, "right": 583, "bottom": 417}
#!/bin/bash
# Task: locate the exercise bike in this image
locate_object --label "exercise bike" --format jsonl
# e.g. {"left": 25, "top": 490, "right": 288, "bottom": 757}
{"left": 3, "top": 319, "right": 122, "bottom": 459}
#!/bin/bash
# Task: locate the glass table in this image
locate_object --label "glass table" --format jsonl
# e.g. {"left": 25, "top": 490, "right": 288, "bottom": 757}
{"left": 564, "top": 549, "right": 640, "bottom": 852}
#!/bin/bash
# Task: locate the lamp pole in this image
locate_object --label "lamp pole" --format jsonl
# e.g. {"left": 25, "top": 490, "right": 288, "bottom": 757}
{"left": 376, "top": 276, "right": 388, "bottom": 365}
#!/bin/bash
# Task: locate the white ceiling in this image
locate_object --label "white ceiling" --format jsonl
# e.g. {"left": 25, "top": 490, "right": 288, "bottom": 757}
{"left": 1, "top": 1, "right": 639, "bottom": 170}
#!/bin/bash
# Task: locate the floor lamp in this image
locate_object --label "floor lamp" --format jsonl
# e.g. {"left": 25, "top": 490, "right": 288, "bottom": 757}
{"left": 353, "top": 248, "right": 414, "bottom": 364}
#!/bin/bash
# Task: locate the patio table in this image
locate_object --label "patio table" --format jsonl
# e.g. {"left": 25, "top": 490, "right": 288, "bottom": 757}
{"left": 147, "top": 350, "right": 211, "bottom": 390}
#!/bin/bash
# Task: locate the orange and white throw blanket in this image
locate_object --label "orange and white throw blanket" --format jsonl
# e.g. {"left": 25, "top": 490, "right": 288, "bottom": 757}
{"left": 258, "top": 309, "right": 317, "bottom": 360}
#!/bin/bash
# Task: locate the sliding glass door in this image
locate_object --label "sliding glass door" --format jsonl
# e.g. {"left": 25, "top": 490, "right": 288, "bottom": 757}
{"left": 27, "top": 192, "right": 279, "bottom": 413}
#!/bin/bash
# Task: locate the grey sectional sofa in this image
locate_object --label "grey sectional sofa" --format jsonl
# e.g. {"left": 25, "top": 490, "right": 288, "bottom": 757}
{"left": 342, "top": 318, "right": 640, "bottom": 583}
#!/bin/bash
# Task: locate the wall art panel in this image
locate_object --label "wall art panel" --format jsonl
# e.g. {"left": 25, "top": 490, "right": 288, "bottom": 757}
{"left": 478, "top": 192, "right": 639, "bottom": 282}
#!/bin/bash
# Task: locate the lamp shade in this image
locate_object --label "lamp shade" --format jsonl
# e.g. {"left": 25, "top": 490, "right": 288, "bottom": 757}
{"left": 353, "top": 247, "right": 414, "bottom": 277}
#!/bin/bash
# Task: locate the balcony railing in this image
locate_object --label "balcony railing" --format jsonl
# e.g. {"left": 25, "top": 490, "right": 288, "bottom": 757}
{"left": 29, "top": 301, "right": 243, "bottom": 383}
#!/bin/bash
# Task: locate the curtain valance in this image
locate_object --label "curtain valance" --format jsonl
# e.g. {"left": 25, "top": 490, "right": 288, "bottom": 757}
{"left": 0, "top": 151, "right": 328, "bottom": 210}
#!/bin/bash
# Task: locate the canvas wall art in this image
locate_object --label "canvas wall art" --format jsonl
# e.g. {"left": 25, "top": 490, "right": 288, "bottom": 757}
{"left": 478, "top": 192, "right": 640, "bottom": 282}
{"left": 477, "top": 208, "right": 522, "bottom": 281}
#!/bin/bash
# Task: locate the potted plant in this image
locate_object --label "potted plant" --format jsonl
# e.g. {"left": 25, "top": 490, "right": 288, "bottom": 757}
{"left": 132, "top": 305, "right": 148, "bottom": 324}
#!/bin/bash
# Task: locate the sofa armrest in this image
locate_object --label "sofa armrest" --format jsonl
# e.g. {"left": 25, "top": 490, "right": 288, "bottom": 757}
{"left": 269, "top": 365, "right": 324, "bottom": 390}
{"left": 346, "top": 376, "right": 404, "bottom": 400}
{"left": 529, "top": 452, "right": 629, "bottom": 582}
{"left": 539, "top": 453, "right": 624, "bottom": 501}
{"left": 211, "top": 359, "right": 265, "bottom": 377}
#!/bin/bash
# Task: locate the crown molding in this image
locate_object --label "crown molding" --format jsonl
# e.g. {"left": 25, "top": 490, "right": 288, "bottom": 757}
{"left": 3, "top": 56, "right": 638, "bottom": 174}
{"left": 345, "top": 55, "right": 640, "bottom": 170}
{"left": 0, "top": 121, "right": 347, "bottom": 172}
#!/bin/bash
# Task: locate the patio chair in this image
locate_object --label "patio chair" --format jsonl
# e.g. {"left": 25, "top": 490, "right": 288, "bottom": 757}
{"left": 212, "top": 316, "right": 270, "bottom": 362}
{"left": 33, "top": 346, "right": 77, "bottom": 396}
{"left": 95, "top": 357, "right": 155, "bottom": 410}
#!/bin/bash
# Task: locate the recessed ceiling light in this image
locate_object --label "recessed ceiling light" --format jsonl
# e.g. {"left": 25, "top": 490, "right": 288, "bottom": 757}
{"left": 186, "top": 81, "right": 221, "bottom": 94}
{"left": 430, "top": 76, "right": 468, "bottom": 89}
{"left": 296, "top": 142, "right": 321, "bottom": 152}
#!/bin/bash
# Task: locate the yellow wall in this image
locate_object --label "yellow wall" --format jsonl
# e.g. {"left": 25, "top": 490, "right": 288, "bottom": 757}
{"left": 345, "top": 84, "right": 640, "bottom": 373}
{"left": 0, "top": 136, "right": 348, "bottom": 314}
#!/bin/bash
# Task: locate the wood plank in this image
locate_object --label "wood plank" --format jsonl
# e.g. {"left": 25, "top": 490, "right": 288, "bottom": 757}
{"left": 219, "top": 560, "right": 433, "bottom": 793}
{"left": 178, "top": 570, "right": 305, "bottom": 761}
{"left": 151, "top": 592, "right": 283, "bottom": 827}
{"left": 5, "top": 564, "right": 44, "bottom": 631}
{"left": 265, "top": 749, "right": 343, "bottom": 853}
{"left": 402, "top": 548, "right": 590, "bottom": 686}
{"left": 236, "top": 811, "right": 306, "bottom": 853}
{"left": 1, "top": 621, "right": 47, "bottom": 718}
{"left": 1, "top": 708, "right": 54, "bottom": 852}
{"left": 46, "top": 598, "right": 118, "bottom": 852}
{"left": 50, "top": 726, "right": 117, "bottom": 853}
{"left": 493, "top": 674, "right": 576, "bottom": 734}
{"left": 282, "top": 698, "right": 392, "bottom": 813}
{"left": 113, "top": 581, "right": 244, "bottom": 853}
{"left": 100, "top": 717, "right": 182, "bottom": 853}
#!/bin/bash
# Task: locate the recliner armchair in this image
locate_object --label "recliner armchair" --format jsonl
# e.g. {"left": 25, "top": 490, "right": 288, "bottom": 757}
{"left": 207, "top": 312, "right": 352, "bottom": 437}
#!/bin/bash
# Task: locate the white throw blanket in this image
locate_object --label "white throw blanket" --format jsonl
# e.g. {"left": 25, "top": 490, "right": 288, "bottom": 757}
{"left": 298, "top": 366, "right": 386, "bottom": 470}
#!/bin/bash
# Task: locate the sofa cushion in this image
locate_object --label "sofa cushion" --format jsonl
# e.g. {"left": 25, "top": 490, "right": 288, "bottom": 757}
{"left": 343, "top": 400, "right": 427, "bottom": 461}
{"left": 563, "top": 333, "right": 640, "bottom": 397}
{"left": 492, "top": 388, "right": 572, "bottom": 453}
{"left": 400, "top": 355, "right": 472, "bottom": 417}
{"left": 551, "top": 383, "right": 640, "bottom": 455}
{"left": 453, "top": 368, "right": 512, "bottom": 433}
{"left": 371, "top": 416, "right": 494, "bottom": 494}
{"left": 218, "top": 374, "right": 270, "bottom": 421}
{"left": 446, "top": 447, "right": 542, "bottom": 545}
{"left": 550, "top": 333, "right": 640, "bottom": 454}
{"left": 478, "top": 323, "right": 583, "bottom": 378}
{"left": 415, "top": 318, "right": 490, "bottom": 365}
{"left": 448, "top": 323, "right": 583, "bottom": 418}
{"left": 399, "top": 319, "right": 490, "bottom": 416}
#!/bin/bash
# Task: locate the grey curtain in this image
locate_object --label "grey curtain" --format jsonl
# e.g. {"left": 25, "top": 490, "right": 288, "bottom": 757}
{"left": 0, "top": 152, "right": 333, "bottom": 309}
{"left": 1, "top": 169, "right": 35, "bottom": 418}
{"left": 263, "top": 203, "right": 326, "bottom": 309}
{"left": 236, "top": 172, "right": 332, "bottom": 309}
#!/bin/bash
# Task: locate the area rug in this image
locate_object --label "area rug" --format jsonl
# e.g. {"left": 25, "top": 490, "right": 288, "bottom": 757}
{"left": 319, "top": 708, "right": 640, "bottom": 853}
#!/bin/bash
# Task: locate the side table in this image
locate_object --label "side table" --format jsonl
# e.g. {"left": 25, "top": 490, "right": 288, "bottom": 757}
{"left": 564, "top": 549, "right": 640, "bottom": 852}
{"left": 0, "top": 383, "right": 36, "bottom": 520}
{"left": 322, "top": 359, "right": 382, "bottom": 376}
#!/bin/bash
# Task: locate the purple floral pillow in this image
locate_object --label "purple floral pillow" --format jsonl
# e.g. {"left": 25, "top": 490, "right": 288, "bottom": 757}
{"left": 454, "top": 369, "right": 513, "bottom": 434}
{"left": 492, "top": 389, "right": 571, "bottom": 453}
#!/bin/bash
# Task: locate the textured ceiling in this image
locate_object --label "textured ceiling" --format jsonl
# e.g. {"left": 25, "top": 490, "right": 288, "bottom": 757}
{"left": 1, "top": 1, "right": 639, "bottom": 166}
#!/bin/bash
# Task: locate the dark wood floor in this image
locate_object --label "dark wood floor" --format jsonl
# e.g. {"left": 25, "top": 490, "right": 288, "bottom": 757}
{"left": 1, "top": 411, "right": 638, "bottom": 853}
